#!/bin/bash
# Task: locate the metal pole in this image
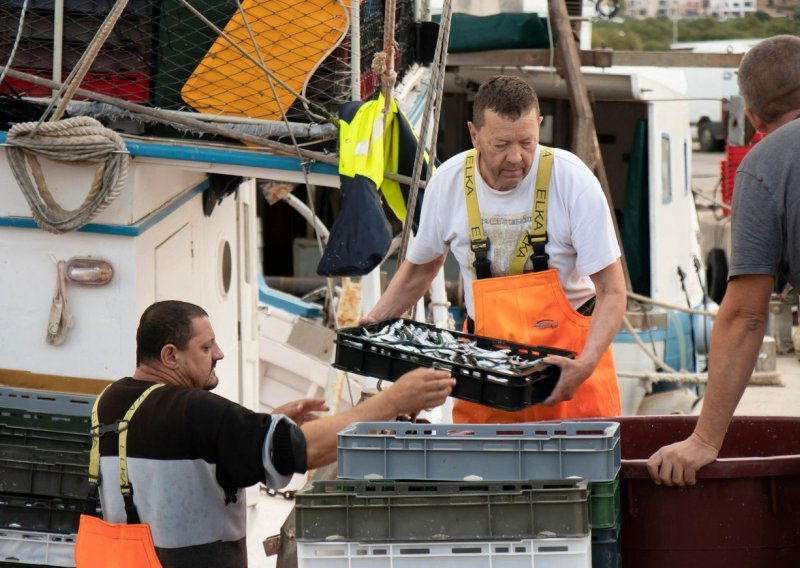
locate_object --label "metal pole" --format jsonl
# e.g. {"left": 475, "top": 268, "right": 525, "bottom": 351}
{"left": 351, "top": 0, "right": 361, "bottom": 101}
{"left": 52, "top": 0, "right": 64, "bottom": 99}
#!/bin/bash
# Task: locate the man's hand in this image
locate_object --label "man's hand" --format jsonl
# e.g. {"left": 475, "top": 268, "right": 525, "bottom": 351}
{"left": 358, "top": 313, "right": 379, "bottom": 327}
{"left": 646, "top": 432, "right": 719, "bottom": 486}
{"left": 272, "top": 398, "right": 329, "bottom": 426}
{"left": 382, "top": 368, "right": 456, "bottom": 416}
{"left": 541, "top": 355, "right": 594, "bottom": 405}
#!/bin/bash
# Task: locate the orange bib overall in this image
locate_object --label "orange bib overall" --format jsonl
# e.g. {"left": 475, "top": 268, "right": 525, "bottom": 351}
{"left": 452, "top": 148, "right": 620, "bottom": 424}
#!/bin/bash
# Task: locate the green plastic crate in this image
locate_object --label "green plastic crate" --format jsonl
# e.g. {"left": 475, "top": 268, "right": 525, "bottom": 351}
{"left": 0, "top": 423, "right": 90, "bottom": 452}
{"left": 0, "top": 407, "right": 91, "bottom": 436}
{"left": 590, "top": 478, "right": 620, "bottom": 529}
{"left": 296, "top": 478, "right": 590, "bottom": 542}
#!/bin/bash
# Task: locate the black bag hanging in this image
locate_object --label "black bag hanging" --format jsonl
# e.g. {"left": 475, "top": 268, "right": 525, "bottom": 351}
{"left": 316, "top": 174, "right": 392, "bottom": 276}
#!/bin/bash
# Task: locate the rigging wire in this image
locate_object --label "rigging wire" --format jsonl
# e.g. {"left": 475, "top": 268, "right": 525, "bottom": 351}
{"left": 397, "top": 0, "right": 453, "bottom": 266}
{"left": 175, "top": 0, "right": 337, "bottom": 125}
{"left": 234, "top": 0, "right": 357, "bottom": 406}
{"left": 0, "top": 0, "right": 29, "bottom": 89}
{"left": 37, "top": 0, "right": 132, "bottom": 126}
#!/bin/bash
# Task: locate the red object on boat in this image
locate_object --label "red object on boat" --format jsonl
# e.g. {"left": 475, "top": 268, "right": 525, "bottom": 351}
{"left": 3, "top": 68, "right": 150, "bottom": 104}
{"left": 720, "top": 131, "right": 765, "bottom": 215}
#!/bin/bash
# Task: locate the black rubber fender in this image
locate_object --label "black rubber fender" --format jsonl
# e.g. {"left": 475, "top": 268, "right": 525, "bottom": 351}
{"left": 706, "top": 248, "right": 729, "bottom": 304}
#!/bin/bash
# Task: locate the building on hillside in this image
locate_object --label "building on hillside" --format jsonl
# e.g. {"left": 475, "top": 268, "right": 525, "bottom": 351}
{"left": 624, "top": 0, "right": 757, "bottom": 18}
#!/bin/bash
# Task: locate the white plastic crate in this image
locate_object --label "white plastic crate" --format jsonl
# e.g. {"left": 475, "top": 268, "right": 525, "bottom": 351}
{"left": 298, "top": 536, "right": 591, "bottom": 568}
{"left": 337, "top": 421, "right": 620, "bottom": 482}
{"left": 0, "top": 529, "right": 76, "bottom": 567}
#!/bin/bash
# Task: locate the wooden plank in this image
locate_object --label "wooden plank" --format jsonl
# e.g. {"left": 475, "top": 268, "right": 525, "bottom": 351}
{"left": 446, "top": 49, "right": 743, "bottom": 69}
{"left": 547, "top": 0, "right": 632, "bottom": 292}
{"left": 0, "top": 368, "right": 112, "bottom": 395}
{"left": 548, "top": 0, "right": 594, "bottom": 163}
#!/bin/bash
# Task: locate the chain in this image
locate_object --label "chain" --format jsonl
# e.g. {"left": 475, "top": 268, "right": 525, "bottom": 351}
{"left": 260, "top": 484, "right": 296, "bottom": 500}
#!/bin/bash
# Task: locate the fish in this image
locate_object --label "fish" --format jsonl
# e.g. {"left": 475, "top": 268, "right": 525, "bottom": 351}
{"left": 361, "top": 320, "right": 544, "bottom": 376}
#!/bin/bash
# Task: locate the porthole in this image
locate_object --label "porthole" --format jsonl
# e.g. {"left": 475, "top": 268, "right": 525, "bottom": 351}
{"left": 219, "top": 239, "right": 232, "bottom": 296}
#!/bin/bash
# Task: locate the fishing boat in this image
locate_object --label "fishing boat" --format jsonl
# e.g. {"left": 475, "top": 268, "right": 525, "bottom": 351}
{"left": 0, "top": 1, "right": 782, "bottom": 566}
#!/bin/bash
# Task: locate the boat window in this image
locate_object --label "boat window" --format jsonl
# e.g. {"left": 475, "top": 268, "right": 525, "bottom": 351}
{"left": 243, "top": 202, "right": 251, "bottom": 285}
{"left": 661, "top": 133, "right": 672, "bottom": 204}
{"left": 539, "top": 101, "right": 554, "bottom": 146}
{"left": 684, "top": 139, "right": 689, "bottom": 196}
{"left": 219, "top": 239, "right": 232, "bottom": 296}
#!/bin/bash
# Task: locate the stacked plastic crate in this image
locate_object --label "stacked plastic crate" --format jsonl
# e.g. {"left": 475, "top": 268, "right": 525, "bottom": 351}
{"left": 0, "top": 0, "right": 153, "bottom": 102}
{"left": 295, "top": 421, "right": 621, "bottom": 567}
{"left": 0, "top": 387, "right": 96, "bottom": 567}
{"left": 720, "top": 131, "right": 765, "bottom": 216}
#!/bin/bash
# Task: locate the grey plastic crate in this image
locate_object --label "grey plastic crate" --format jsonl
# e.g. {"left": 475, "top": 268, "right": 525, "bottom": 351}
{"left": 0, "top": 493, "right": 92, "bottom": 534}
{"left": 295, "top": 478, "right": 589, "bottom": 542}
{"left": 0, "top": 387, "right": 94, "bottom": 416}
{"left": 0, "top": 445, "right": 89, "bottom": 499}
{"left": 337, "top": 421, "right": 620, "bottom": 482}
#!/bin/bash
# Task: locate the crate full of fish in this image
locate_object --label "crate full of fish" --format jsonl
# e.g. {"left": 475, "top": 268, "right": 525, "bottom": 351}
{"left": 333, "top": 318, "right": 575, "bottom": 410}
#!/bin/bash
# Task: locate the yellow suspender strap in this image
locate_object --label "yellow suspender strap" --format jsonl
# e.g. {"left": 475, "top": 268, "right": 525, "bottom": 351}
{"left": 463, "top": 146, "right": 555, "bottom": 277}
{"left": 509, "top": 145, "right": 555, "bottom": 275}
{"left": 118, "top": 384, "right": 164, "bottom": 496}
{"left": 88, "top": 385, "right": 112, "bottom": 487}
{"left": 89, "top": 383, "right": 165, "bottom": 495}
{"left": 463, "top": 149, "right": 492, "bottom": 279}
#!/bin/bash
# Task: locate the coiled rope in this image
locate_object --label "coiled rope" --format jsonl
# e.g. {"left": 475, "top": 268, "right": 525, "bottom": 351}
{"left": 6, "top": 116, "right": 128, "bottom": 233}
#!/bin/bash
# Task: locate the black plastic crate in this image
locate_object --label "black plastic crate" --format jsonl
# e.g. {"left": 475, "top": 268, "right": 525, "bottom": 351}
{"left": 0, "top": 494, "right": 94, "bottom": 534}
{"left": 333, "top": 318, "right": 575, "bottom": 411}
{"left": 0, "top": 445, "right": 89, "bottom": 499}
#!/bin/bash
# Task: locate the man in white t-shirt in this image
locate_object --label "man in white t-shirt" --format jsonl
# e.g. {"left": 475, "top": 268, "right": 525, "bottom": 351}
{"left": 364, "top": 75, "right": 626, "bottom": 423}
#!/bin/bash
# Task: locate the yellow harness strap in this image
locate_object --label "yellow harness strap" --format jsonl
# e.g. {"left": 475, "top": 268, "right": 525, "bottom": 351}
{"left": 463, "top": 146, "right": 555, "bottom": 277}
{"left": 89, "top": 384, "right": 165, "bottom": 507}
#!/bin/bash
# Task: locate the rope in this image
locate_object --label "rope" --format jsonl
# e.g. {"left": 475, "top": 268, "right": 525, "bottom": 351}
{"left": 377, "top": 0, "right": 397, "bottom": 117}
{"left": 6, "top": 116, "right": 128, "bottom": 233}
{"left": 620, "top": 302, "right": 781, "bottom": 387}
{"left": 627, "top": 290, "right": 717, "bottom": 318}
{"left": 44, "top": 0, "right": 132, "bottom": 123}
{"left": 0, "top": 0, "right": 29, "bottom": 88}
{"left": 45, "top": 259, "right": 72, "bottom": 346}
{"left": 621, "top": 315, "right": 678, "bottom": 374}
{"left": 617, "top": 370, "right": 782, "bottom": 387}
{"left": 397, "top": 0, "right": 453, "bottom": 265}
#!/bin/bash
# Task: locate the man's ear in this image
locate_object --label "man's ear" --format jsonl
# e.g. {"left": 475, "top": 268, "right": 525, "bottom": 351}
{"left": 467, "top": 121, "right": 479, "bottom": 148}
{"left": 744, "top": 107, "right": 769, "bottom": 133}
{"left": 161, "top": 344, "right": 179, "bottom": 369}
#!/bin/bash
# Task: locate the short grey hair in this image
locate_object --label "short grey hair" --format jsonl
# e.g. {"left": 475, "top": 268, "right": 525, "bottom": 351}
{"left": 738, "top": 35, "right": 800, "bottom": 125}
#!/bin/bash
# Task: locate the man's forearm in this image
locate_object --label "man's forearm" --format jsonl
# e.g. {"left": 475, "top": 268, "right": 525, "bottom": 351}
{"left": 580, "top": 288, "right": 626, "bottom": 369}
{"left": 367, "top": 257, "right": 446, "bottom": 321}
{"left": 300, "top": 391, "right": 400, "bottom": 468}
{"left": 694, "top": 300, "right": 768, "bottom": 449}
{"left": 582, "top": 262, "right": 627, "bottom": 369}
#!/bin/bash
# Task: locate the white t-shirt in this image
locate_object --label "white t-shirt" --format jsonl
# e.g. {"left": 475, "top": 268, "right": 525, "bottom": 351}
{"left": 407, "top": 147, "right": 621, "bottom": 318}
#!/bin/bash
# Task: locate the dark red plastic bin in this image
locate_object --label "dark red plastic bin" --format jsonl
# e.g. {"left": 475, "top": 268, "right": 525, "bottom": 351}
{"left": 617, "top": 416, "right": 800, "bottom": 568}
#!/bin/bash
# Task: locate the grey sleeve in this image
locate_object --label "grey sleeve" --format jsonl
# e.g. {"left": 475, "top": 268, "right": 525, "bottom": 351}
{"left": 262, "top": 415, "right": 307, "bottom": 489}
{"left": 728, "top": 170, "right": 782, "bottom": 279}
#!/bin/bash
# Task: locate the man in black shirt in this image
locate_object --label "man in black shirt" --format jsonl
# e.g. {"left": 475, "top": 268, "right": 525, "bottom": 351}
{"left": 94, "top": 300, "right": 455, "bottom": 567}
